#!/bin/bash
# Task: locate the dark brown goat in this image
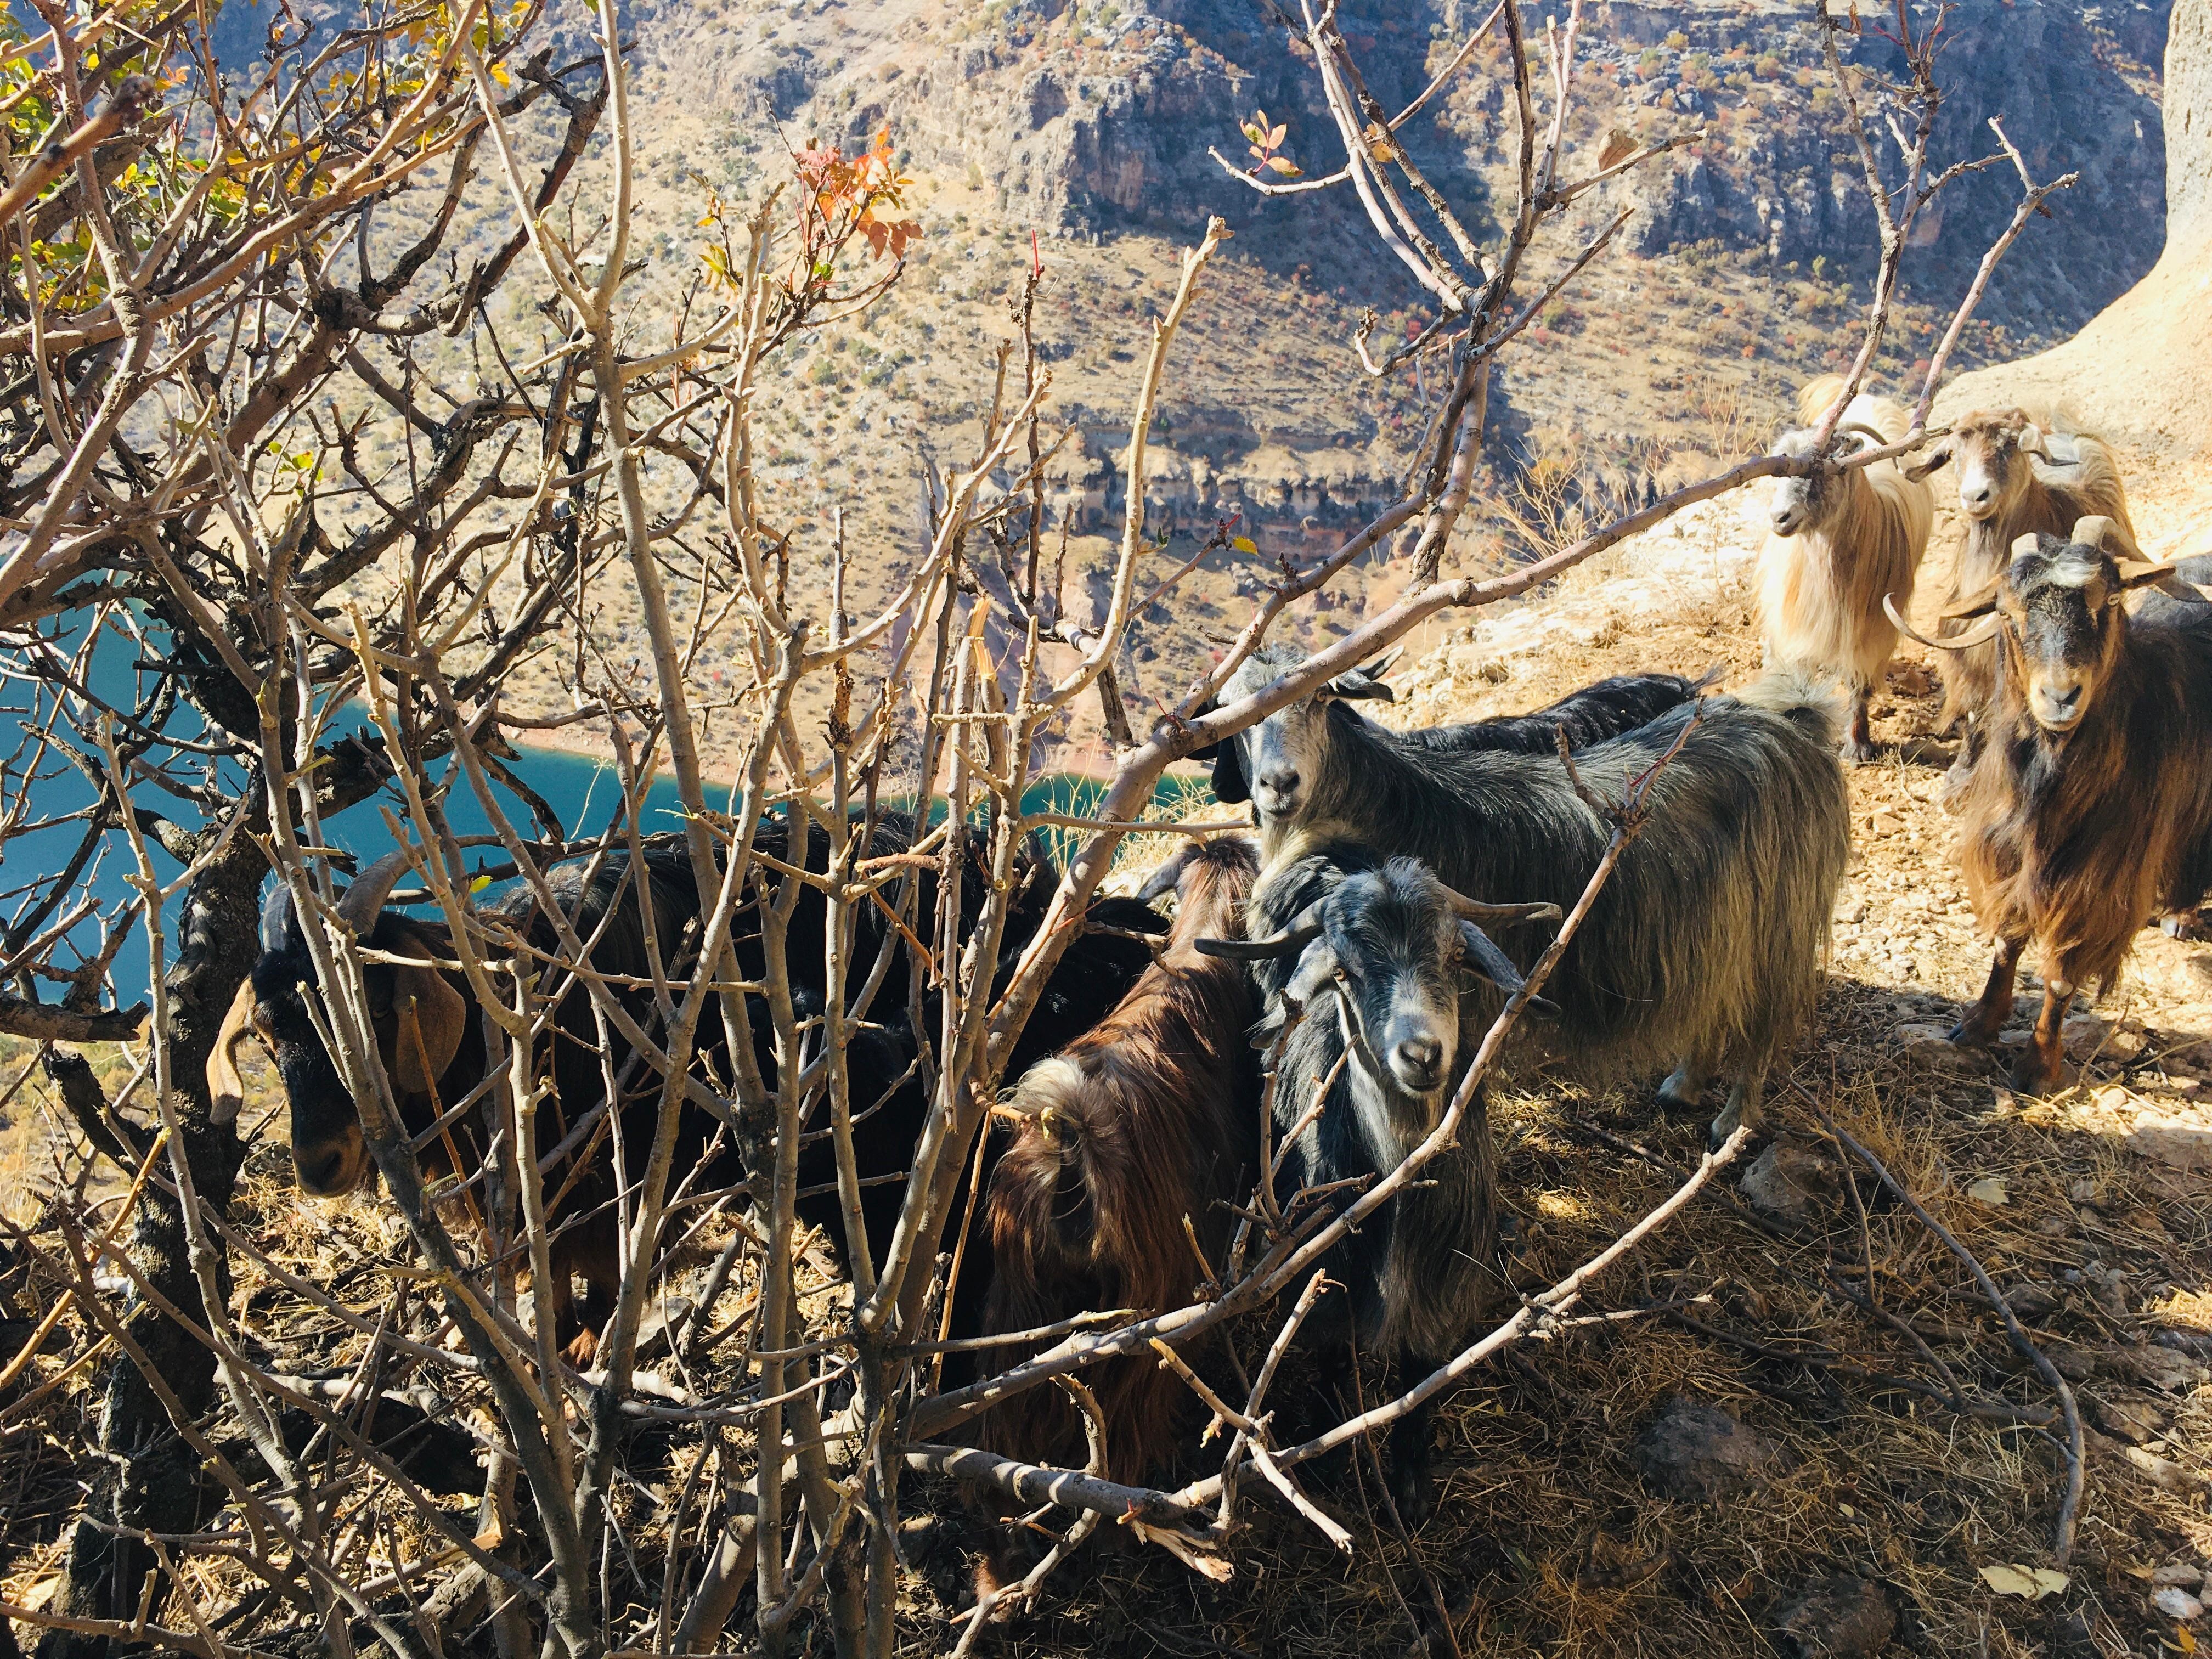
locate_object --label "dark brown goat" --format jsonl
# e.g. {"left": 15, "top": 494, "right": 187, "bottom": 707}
{"left": 1906, "top": 409, "right": 2138, "bottom": 793}
{"left": 978, "top": 836, "right": 1261, "bottom": 1483}
{"left": 1889, "top": 517, "right": 2212, "bottom": 1093}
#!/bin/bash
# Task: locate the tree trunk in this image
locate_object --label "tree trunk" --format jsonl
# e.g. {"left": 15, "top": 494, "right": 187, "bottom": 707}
{"left": 37, "top": 838, "right": 264, "bottom": 1659}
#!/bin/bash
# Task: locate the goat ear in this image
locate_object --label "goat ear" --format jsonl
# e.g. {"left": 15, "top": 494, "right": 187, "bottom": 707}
{"left": 1282, "top": 944, "right": 1339, "bottom": 1010}
{"left": 1903, "top": 440, "right": 1952, "bottom": 482}
{"left": 2117, "top": 557, "right": 2179, "bottom": 591}
{"left": 1321, "top": 668, "right": 1394, "bottom": 703}
{"left": 206, "top": 977, "right": 260, "bottom": 1126}
{"left": 1137, "top": 845, "right": 1194, "bottom": 904}
{"left": 1458, "top": 923, "right": 1561, "bottom": 1018}
{"left": 391, "top": 963, "right": 465, "bottom": 1095}
{"left": 1209, "top": 738, "right": 1250, "bottom": 804}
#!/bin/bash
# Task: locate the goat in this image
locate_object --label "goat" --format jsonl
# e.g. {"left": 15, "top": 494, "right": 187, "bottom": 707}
{"left": 978, "top": 836, "right": 1261, "bottom": 1484}
{"left": 1904, "top": 408, "right": 2139, "bottom": 793}
{"left": 1199, "top": 664, "right": 1705, "bottom": 805}
{"left": 1885, "top": 517, "right": 2212, "bottom": 1094}
{"left": 1198, "top": 843, "right": 1555, "bottom": 1521}
{"left": 211, "top": 844, "right": 725, "bottom": 1363}
{"left": 1207, "top": 645, "right": 1849, "bottom": 1144}
{"left": 212, "top": 820, "right": 1170, "bottom": 1363}
{"left": 1757, "top": 376, "right": 1934, "bottom": 761}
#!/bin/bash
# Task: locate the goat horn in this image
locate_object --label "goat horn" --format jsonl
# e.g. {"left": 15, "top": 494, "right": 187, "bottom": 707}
{"left": 1434, "top": 883, "right": 1564, "bottom": 928}
{"left": 1194, "top": 919, "right": 1323, "bottom": 962}
{"left": 2070, "top": 515, "right": 2115, "bottom": 550}
{"left": 259, "top": 881, "right": 299, "bottom": 952}
{"left": 206, "top": 977, "right": 259, "bottom": 1126}
{"left": 1837, "top": 422, "right": 1889, "bottom": 453}
{"left": 1884, "top": 592, "right": 2002, "bottom": 652}
{"left": 335, "top": 850, "right": 418, "bottom": 932}
{"left": 2010, "top": 533, "right": 2042, "bottom": 560}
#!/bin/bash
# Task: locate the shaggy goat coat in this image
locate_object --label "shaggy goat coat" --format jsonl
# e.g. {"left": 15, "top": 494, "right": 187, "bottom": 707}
{"left": 980, "top": 838, "right": 1261, "bottom": 1482}
{"left": 1961, "top": 591, "right": 2212, "bottom": 995}
{"left": 1220, "top": 649, "right": 1850, "bottom": 1097}
{"left": 1756, "top": 377, "right": 1934, "bottom": 722}
{"left": 1244, "top": 845, "right": 1503, "bottom": 1367}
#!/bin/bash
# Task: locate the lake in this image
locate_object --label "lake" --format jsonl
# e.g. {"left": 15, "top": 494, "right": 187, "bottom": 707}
{"left": 10, "top": 613, "right": 1203, "bottom": 1000}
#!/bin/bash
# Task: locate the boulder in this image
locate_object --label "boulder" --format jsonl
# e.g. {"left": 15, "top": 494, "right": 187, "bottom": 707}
{"left": 1631, "top": 1396, "right": 1792, "bottom": 1503}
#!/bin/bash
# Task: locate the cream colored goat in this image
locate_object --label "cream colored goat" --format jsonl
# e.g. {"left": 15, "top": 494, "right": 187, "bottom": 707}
{"left": 1756, "top": 375, "right": 1936, "bottom": 761}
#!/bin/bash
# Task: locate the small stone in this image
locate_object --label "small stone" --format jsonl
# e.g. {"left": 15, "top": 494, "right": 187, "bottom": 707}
{"left": 2156, "top": 1328, "right": 2212, "bottom": 1361}
{"left": 1771, "top": 1575, "right": 1897, "bottom": 1657}
{"left": 2121, "top": 1344, "right": 2211, "bottom": 1393}
{"left": 1631, "top": 1395, "right": 1793, "bottom": 1502}
{"left": 2068, "top": 1177, "right": 2100, "bottom": 1205}
{"left": 2001, "top": 1281, "right": 2061, "bottom": 1320}
{"left": 1869, "top": 811, "right": 1904, "bottom": 837}
{"left": 1738, "top": 1137, "right": 1842, "bottom": 1232}
{"left": 2088, "top": 1393, "right": 2165, "bottom": 1444}
{"left": 2049, "top": 1344, "right": 2098, "bottom": 1383}
{"left": 1836, "top": 898, "right": 1870, "bottom": 924}
{"left": 1894, "top": 1021, "right": 1957, "bottom": 1056}
{"left": 2128, "top": 1112, "right": 2212, "bottom": 1172}
{"left": 2128, "top": 1446, "right": 2203, "bottom": 1495}
{"left": 2151, "top": 1564, "right": 2205, "bottom": 1588}
{"left": 2152, "top": 1587, "right": 2204, "bottom": 1621}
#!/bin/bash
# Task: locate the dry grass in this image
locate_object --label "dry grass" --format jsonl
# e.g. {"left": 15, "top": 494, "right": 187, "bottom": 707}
{"left": 7, "top": 495, "right": 2212, "bottom": 1659}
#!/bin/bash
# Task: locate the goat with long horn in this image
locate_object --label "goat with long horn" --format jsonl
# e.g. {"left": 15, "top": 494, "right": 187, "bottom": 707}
{"left": 1938, "top": 515, "right": 2212, "bottom": 1093}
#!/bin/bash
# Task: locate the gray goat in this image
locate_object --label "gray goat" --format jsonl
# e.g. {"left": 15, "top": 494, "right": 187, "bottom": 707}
{"left": 1208, "top": 646, "right": 1849, "bottom": 1141}
{"left": 1199, "top": 843, "right": 1555, "bottom": 1521}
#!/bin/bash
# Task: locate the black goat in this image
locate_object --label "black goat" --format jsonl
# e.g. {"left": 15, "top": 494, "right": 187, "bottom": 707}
{"left": 1200, "top": 843, "right": 1554, "bottom": 1520}
{"left": 213, "top": 817, "right": 1168, "bottom": 1361}
{"left": 1208, "top": 646, "right": 1848, "bottom": 1143}
{"left": 1199, "top": 665, "right": 1705, "bottom": 805}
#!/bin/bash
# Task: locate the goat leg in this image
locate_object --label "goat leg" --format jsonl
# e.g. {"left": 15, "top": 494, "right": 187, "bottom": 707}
{"left": 1949, "top": 938, "right": 2023, "bottom": 1048}
{"left": 1841, "top": 684, "right": 1875, "bottom": 766}
{"left": 2010, "top": 974, "right": 2073, "bottom": 1097}
{"left": 1709, "top": 1071, "right": 1765, "bottom": 1152}
{"left": 1384, "top": 1373, "right": 1441, "bottom": 1529}
{"left": 1653, "top": 1060, "right": 1711, "bottom": 1116}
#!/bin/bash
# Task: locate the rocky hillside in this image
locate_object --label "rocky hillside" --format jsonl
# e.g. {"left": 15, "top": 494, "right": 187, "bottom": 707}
{"left": 1939, "top": 0, "right": 2210, "bottom": 456}
{"left": 632, "top": 0, "right": 2172, "bottom": 339}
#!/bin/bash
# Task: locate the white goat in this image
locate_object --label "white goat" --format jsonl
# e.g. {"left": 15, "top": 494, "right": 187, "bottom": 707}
{"left": 1757, "top": 375, "right": 1936, "bottom": 761}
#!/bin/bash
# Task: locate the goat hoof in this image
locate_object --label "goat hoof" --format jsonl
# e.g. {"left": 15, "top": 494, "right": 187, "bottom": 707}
{"left": 2163, "top": 911, "right": 2210, "bottom": 941}
{"left": 1839, "top": 739, "right": 1876, "bottom": 766}
{"left": 562, "top": 1327, "right": 602, "bottom": 1369}
{"left": 1389, "top": 1452, "right": 1437, "bottom": 1531}
{"left": 1946, "top": 1018, "right": 1996, "bottom": 1049}
{"left": 2007, "top": 1055, "right": 2066, "bottom": 1098}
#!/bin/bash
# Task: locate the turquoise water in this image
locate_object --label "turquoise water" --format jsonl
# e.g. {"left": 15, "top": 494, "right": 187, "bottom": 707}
{"left": 12, "top": 612, "right": 1204, "bottom": 1000}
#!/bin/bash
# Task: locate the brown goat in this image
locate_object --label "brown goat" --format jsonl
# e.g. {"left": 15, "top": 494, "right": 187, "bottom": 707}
{"left": 978, "top": 836, "right": 1261, "bottom": 1483}
{"left": 1889, "top": 517, "right": 2212, "bottom": 1094}
{"left": 1906, "top": 409, "right": 2138, "bottom": 793}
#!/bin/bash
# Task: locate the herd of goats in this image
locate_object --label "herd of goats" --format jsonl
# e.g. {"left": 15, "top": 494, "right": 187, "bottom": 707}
{"left": 204, "top": 374, "right": 2212, "bottom": 1534}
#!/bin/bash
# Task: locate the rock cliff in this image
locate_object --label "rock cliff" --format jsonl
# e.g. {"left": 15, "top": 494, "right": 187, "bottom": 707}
{"left": 1938, "top": 0, "right": 2209, "bottom": 453}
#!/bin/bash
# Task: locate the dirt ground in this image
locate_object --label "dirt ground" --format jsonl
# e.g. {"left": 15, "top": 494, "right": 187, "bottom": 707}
{"left": 8, "top": 474, "right": 2212, "bottom": 1659}
{"left": 899, "top": 478, "right": 2212, "bottom": 1657}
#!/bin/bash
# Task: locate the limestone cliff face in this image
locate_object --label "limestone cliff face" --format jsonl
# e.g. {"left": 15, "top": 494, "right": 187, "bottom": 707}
{"left": 1938, "top": 0, "right": 2209, "bottom": 454}
{"left": 653, "top": 0, "right": 2172, "bottom": 338}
